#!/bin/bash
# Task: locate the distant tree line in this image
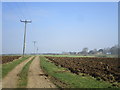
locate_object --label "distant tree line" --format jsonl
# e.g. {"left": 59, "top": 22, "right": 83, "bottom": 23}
{"left": 66, "top": 45, "right": 119, "bottom": 56}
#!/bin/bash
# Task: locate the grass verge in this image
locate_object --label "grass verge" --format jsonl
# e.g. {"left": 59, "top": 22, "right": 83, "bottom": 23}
{"left": 40, "top": 56, "right": 118, "bottom": 88}
{"left": 17, "top": 56, "right": 35, "bottom": 88}
{"left": 2, "top": 56, "right": 30, "bottom": 78}
{"left": 42, "top": 55, "right": 94, "bottom": 57}
{"left": 42, "top": 54, "right": 117, "bottom": 58}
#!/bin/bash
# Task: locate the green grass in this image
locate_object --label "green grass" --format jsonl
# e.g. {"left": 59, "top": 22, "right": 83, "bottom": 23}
{"left": 0, "top": 64, "right": 2, "bottom": 79}
{"left": 42, "top": 54, "right": 118, "bottom": 58}
{"left": 17, "top": 56, "right": 35, "bottom": 88}
{"left": 2, "top": 56, "right": 30, "bottom": 78}
{"left": 42, "top": 55, "right": 95, "bottom": 57}
{"left": 40, "top": 56, "right": 118, "bottom": 88}
{"left": 95, "top": 54, "right": 118, "bottom": 58}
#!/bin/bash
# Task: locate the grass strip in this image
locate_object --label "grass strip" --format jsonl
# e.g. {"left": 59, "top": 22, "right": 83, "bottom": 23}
{"left": 40, "top": 56, "right": 118, "bottom": 88}
{"left": 17, "top": 56, "right": 35, "bottom": 88}
{"left": 42, "top": 55, "right": 94, "bottom": 57}
{"left": 2, "top": 56, "right": 30, "bottom": 78}
{"left": 42, "top": 55, "right": 117, "bottom": 58}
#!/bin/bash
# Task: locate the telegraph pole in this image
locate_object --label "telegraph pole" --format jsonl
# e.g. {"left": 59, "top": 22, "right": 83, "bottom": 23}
{"left": 20, "top": 20, "right": 32, "bottom": 56}
{"left": 37, "top": 47, "right": 39, "bottom": 54}
{"left": 33, "top": 41, "right": 37, "bottom": 54}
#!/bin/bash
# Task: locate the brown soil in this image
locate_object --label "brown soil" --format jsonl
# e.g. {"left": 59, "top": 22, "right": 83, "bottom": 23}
{"left": 45, "top": 56, "right": 120, "bottom": 83}
{"left": 27, "top": 56, "right": 56, "bottom": 88}
{"left": 1, "top": 56, "right": 21, "bottom": 64}
{"left": 2, "top": 56, "right": 33, "bottom": 88}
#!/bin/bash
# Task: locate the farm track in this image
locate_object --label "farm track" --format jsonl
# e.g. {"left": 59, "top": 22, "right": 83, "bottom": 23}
{"left": 27, "top": 56, "right": 56, "bottom": 88}
{"left": 2, "top": 56, "right": 33, "bottom": 88}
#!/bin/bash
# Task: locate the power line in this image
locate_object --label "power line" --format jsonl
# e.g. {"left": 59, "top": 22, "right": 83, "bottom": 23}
{"left": 23, "top": 2, "right": 32, "bottom": 20}
{"left": 4, "top": 3, "right": 21, "bottom": 20}
{"left": 37, "top": 47, "right": 39, "bottom": 54}
{"left": 33, "top": 41, "right": 37, "bottom": 54}
{"left": 20, "top": 20, "right": 32, "bottom": 56}
{"left": 15, "top": 2, "right": 26, "bottom": 19}
{"left": 5, "top": 2, "right": 32, "bottom": 20}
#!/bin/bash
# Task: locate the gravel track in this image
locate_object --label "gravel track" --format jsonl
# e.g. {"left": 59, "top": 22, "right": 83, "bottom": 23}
{"left": 2, "top": 56, "right": 33, "bottom": 88}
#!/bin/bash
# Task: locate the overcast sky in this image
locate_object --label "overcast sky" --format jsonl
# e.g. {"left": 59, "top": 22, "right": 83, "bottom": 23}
{"left": 2, "top": 2, "right": 118, "bottom": 54}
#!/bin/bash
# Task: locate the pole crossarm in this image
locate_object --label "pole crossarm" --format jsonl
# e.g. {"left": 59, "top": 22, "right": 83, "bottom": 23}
{"left": 20, "top": 20, "right": 32, "bottom": 23}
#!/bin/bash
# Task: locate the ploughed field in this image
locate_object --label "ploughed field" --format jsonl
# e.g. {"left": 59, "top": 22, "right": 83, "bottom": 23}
{"left": 1, "top": 56, "right": 21, "bottom": 64}
{"left": 45, "top": 56, "right": 120, "bottom": 83}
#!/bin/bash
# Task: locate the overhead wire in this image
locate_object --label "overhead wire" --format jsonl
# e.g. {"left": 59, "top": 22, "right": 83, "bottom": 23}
{"left": 21, "top": 0, "right": 33, "bottom": 54}
{"left": 23, "top": 2, "right": 32, "bottom": 21}
{"left": 4, "top": 2, "right": 33, "bottom": 54}
{"left": 15, "top": 2, "right": 26, "bottom": 20}
{"left": 4, "top": 3, "right": 21, "bottom": 20}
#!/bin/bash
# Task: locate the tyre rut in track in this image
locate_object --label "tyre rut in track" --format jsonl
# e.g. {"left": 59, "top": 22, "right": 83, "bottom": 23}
{"left": 27, "top": 56, "right": 56, "bottom": 88}
{"left": 2, "top": 56, "right": 34, "bottom": 88}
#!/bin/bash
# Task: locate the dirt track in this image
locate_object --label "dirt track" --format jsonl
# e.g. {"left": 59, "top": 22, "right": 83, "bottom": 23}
{"left": 27, "top": 56, "right": 56, "bottom": 88}
{"left": 2, "top": 56, "right": 33, "bottom": 88}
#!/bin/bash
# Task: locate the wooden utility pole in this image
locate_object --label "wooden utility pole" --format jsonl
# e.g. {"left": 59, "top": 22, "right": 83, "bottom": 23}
{"left": 20, "top": 20, "right": 32, "bottom": 56}
{"left": 33, "top": 41, "right": 37, "bottom": 54}
{"left": 37, "top": 47, "right": 39, "bottom": 54}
